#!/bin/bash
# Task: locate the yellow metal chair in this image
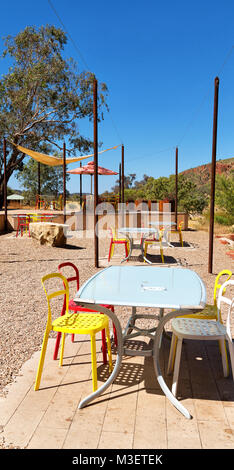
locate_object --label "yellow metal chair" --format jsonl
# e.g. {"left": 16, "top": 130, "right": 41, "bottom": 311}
{"left": 170, "top": 221, "right": 183, "bottom": 246}
{"left": 183, "top": 269, "right": 233, "bottom": 321}
{"left": 144, "top": 228, "right": 164, "bottom": 263}
{"left": 27, "top": 213, "right": 39, "bottom": 222}
{"left": 34, "top": 273, "right": 113, "bottom": 393}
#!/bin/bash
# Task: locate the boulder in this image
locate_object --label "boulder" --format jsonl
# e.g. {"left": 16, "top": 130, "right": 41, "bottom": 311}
{"left": 29, "top": 222, "right": 69, "bottom": 247}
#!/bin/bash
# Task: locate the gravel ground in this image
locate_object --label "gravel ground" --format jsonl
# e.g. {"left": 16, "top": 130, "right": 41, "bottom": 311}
{"left": 0, "top": 227, "right": 233, "bottom": 397}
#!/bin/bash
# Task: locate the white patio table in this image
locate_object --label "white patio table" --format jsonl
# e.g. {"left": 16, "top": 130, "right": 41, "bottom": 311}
{"left": 149, "top": 221, "right": 176, "bottom": 247}
{"left": 74, "top": 265, "right": 206, "bottom": 419}
{"left": 118, "top": 227, "right": 157, "bottom": 263}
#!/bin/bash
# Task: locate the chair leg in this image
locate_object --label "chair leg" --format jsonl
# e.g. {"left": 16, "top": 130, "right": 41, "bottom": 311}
{"left": 53, "top": 332, "right": 61, "bottom": 360}
{"left": 53, "top": 301, "right": 66, "bottom": 360}
{"left": 113, "top": 323, "right": 118, "bottom": 346}
{"left": 125, "top": 242, "right": 128, "bottom": 259}
{"left": 34, "top": 328, "right": 50, "bottom": 391}
{"left": 160, "top": 245, "right": 164, "bottom": 263}
{"left": 227, "top": 338, "right": 234, "bottom": 380}
{"left": 59, "top": 333, "right": 66, "bottom": 367}
{"left": 109, "top": 306, "right": 117, "bottom": 346}
{"left": 108, "top": 241, "right": 113, "bottom": 262}
{"left": 105, "top": 324, "right": 113, "bottom": 373}
{"left": 167, "top": 333, "right": 177, "bottom": 375}
{"left": 111, "top": 243, "right": 115, "bottom": 259}
{"left": 101, "top": 329, "right": 107, "bottom": 364}
{"left": 179, "top": 230, "right": 183, "bottom": 247}
{"left": 90, "top": 333, "right": 98, "bottom": 391}
{"left": 219, "top": 339, "right": 229, "bottom": 377}
{"left": 172, "top": 337, "right": 183, "bottom": 397}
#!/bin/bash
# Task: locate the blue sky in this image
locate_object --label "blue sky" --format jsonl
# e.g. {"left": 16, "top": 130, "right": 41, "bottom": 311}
{"left": 1, "top": 0, "right": 234, "bottom": 194}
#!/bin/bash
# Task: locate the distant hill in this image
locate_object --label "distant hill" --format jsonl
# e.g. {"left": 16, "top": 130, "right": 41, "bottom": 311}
{"left": 180, "top": 157, "right": 234, "bottom": 193}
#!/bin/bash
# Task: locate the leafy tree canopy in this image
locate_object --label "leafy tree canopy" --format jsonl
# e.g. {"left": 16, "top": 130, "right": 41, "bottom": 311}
{"left": 16, "top": 156, "right": 70, "bottom": 200}
{"left": 0, "top": 24, "right": 108, "bottom": 206}
{"left": 108, "top": 172, "right": 208, "bottom": 214}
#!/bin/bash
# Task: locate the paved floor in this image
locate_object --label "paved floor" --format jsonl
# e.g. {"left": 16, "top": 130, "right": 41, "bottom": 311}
{"left": 1, "top": 328, "right": 234, "bottom": 450}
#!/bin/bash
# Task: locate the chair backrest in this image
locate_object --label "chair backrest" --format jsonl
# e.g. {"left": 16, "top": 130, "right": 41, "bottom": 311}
{"left": 214, "top": 270, "right": 233, "bottom": 306}
{"left": 58, "top": 262, "right": 80, "bottom": 290}
{"left": 41, "top": 273, "right": 69, "bottom": 326}
{"left": 216, "top": 279, "right": 234, "bottom": 322}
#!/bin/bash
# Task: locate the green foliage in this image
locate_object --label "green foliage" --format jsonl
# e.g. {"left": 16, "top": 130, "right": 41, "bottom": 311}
{"left": 16, "top": 157, "right": 70, "bottom": 199}
{"left": 214, "top": 213, "right": 234, "bottom": 226}
{"left": 0, "top": 24, "right": 108, "bottom": 206}
{"left": 215, "top": 173, "right": 234, "bottom": 217}
{"left": 109, "top": 172, "right": 208, "bottom": 214}
{"left": 140, "top": 174, "right": 207, "bottom": 214}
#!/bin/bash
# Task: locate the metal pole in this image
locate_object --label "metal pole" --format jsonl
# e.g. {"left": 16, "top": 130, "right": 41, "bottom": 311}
{"left": 93, "top": 79, "right": 99, "bottom": 268}
{"left": 38, "top": 162, "right": 41, "bottom": 197}
{"left": 3, "top": 138, "right": 7, "bottom": 232}
{"left": 80, "top": 162, "right": 82, "bottom": 205}
{"left": 121, "top": 144, "right": 124, "bottom": 203}
{"left": 208, "top": 76, "right": 219, "bottom": 274}
{"left": 63, "top": 142, "right": 66, "bottom": 223}
{"left": 175, "top": 147, "right": 178, "bottom": 228}
{"left": 119, "top": 162, "right": 121, "bottom": 203}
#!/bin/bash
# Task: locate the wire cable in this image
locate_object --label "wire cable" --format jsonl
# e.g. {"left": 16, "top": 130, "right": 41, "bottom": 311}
{"left": 48, "top": 0, "right": 124, "bottom": 145}
{"left": 48, "top": 0, "right": 91, "bottom": 71}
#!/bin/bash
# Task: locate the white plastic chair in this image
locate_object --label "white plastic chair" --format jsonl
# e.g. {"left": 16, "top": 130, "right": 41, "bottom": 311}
{"left": 167, "top": 279, "right": 234, "bottom": 397}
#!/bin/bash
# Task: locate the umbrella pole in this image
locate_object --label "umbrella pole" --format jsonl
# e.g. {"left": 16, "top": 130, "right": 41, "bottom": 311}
{"left": 93, "top": 79, "right": 99, "bottom": 268}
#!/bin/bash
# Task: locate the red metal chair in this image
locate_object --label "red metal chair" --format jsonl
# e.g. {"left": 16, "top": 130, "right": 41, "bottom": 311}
{"left": 53, "top": 262, "right": 117, "bottom": 363}
{"left": 16, "top": 214, "right": 31, "bottom": 237}
{"left": 108, "top": 227, "right": 130, "bottom": 262}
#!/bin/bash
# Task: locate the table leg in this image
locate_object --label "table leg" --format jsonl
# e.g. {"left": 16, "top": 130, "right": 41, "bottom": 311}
{"left": 153, "top": 309, "right": 192, "bottom": 419}
{"left": 123, "top": 306, "right": 136, "bottom": 335}
{"left": 77, "top": 303, "right": 123, "bottom": 409}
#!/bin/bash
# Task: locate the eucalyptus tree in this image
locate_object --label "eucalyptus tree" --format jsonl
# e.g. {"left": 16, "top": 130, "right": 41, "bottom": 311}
{"left": 0, "top": 25, "right": 108, "bottom": 207}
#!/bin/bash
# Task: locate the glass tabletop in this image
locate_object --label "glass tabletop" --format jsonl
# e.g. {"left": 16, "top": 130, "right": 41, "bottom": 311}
{"left": 75, "top": 265, "right": 206, "bottom": 310}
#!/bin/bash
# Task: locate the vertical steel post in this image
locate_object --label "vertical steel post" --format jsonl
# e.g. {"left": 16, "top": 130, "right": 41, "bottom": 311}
{"left": 63, "top": 142, "right": 66, "bottom": 223}
{"left": 93, "top": 79, "right": 99, "bottom": 268}
{"left": 38, "top": 162, "right": 41, "bottom": 197}
{"left": 80, "top": 162, "right": 82, "bottom": 205}
{"left": 119, "top": 162, "right": 122, "bottom": 203}
{"left": 208, "top": 76, "right": 219, "bottom": 274}
{"left": 121, "top": 144, "right": 124, "bottom": 203}
{"left": 175, "top": 147, "right": 178, "bottom": 228}
{"left": 3, "top": 138, "right": 7, "bottom": 232}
